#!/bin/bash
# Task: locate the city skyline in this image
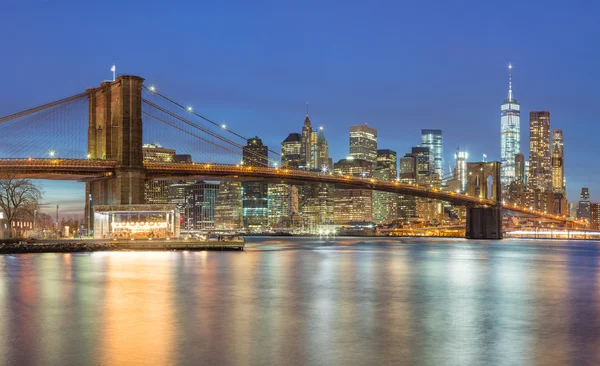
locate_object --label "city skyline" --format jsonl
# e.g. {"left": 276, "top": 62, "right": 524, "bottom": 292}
{"left": 2, "top": 1, "right": 600, "bottom": 215}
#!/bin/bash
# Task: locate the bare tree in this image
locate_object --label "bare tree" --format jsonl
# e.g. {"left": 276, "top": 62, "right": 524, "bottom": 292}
{"left": 0, "top": 174, "right": 42, "bottom": 238}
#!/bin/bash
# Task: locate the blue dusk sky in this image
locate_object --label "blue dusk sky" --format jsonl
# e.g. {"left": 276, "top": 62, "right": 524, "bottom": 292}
{"left": 1, "top": 0, "right": 599, "bottom": 217}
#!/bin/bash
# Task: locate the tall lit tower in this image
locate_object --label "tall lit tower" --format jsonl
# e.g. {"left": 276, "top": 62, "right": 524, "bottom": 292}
{"left": 529, "top": 111, "right": 551, "bottom": 192}
{"left": 551, "top": 129, "right": 565, "bottom": 194}
{"left": 454, "top": 149, "right": 468, "bottom": 193}
{"left": 500, "top": 64, "right": 521, "bottom": 190}
{"left": 421, "top": 129, "right": 443, "bottom": 180}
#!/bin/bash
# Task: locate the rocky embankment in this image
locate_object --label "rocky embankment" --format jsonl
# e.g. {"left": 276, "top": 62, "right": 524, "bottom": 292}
{"left": 0, "top": 241, "right": 118, "bottom": 254}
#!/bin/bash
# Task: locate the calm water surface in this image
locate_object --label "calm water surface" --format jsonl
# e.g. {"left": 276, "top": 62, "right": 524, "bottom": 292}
{"left": 1, "top": 237, "right": 600, "bottom": 365}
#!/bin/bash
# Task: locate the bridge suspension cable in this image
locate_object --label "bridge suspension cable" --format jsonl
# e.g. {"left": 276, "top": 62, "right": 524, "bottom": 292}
{"left": 0, "top": 94, "right": 89, "bottom": 160}
{"left": 142, "top": 85, "right": 282, "bottom": 158}
{"left": 142, "top": 98, "right": 276, "bottom": 166}
{"left": 0, "top": 92, "right": 89, "bottom": 125}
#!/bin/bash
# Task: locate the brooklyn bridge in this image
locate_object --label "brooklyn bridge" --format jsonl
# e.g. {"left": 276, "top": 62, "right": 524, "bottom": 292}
{"left": 0, "top": 75, "right": 581, "bottom": 239}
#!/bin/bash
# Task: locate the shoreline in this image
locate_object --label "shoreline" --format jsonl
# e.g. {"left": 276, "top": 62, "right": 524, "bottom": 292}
{"left": 0, "top": 239, "right": 245, "bottom": 254}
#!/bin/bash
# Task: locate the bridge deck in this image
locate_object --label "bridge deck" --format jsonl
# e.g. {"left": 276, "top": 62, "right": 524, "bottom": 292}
{"left": 0, "top": 158, "right": 583, "bottom": 226}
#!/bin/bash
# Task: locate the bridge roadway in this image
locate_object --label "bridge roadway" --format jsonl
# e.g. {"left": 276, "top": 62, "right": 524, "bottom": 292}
{"left": 0, "top": 158, "right": 581, "bottom": 225}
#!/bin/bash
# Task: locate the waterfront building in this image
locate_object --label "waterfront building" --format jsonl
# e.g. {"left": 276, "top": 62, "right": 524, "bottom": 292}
{"left": 577, "top": 188, "right": 590, "bottom": 219}
{"left": 214, "top": 181, "right": 243, "bottom": 230}
{"left": 349, "top": 124, "right": 377, "bottom": 164}
{"left": 281, "top": 133, "right": 302, "bottom": 168}
{"left": 421, "top": 129, "right": 443, "bottom": 180}
{"left": 300, "top": 184, "right": 334, "bottom": 231}
{"left": 331, "top": 189, "right": 372, "bottom": 224}
{"left": 242, "top": 137, "right": 268, "bottom": 228}
{"left": 551, "top": 130, "right": 565, "bottom": 195}
{"left": 529, "top": 111, "right": 552, "bottom": 192}
{"left": 500, "top": 64, "right": 521, "bottom": 190}
{"left": 590, "top": 203, "right": 600, "bottom": 230}
{"left": 169, "top": 180, "right": 219, "bottom": 231}
{"left": 268, "top": 184, "right": 291, "bottom": 227}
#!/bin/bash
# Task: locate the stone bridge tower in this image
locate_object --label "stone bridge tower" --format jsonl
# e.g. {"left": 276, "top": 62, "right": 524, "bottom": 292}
{"left": 85, "top": 75, "right": 146, "bottom": 206}
{"left": 465, "top": 161, "right": 503, "bottom": 239}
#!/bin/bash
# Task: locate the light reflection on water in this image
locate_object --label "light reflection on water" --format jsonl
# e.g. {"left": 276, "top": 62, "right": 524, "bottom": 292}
{"left": 0, "top": 238, "right": 600, "bottom": 365}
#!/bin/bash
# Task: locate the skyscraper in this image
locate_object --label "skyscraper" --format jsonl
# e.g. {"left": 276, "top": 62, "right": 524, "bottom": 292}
{"left": 454, "top": 149, "right": 468, "bottom": 193}
{"left": 316, "top": 127, "right": 331, "bottom": 171}
{"left": 577, "top": 188, "right": 590, "bottom": 219}
{"left": 349, "top": 124, "right": 377, "bottom": 164}
{"left": 552, "top": 129, "right": 565, "bottom": 195}
{"left": 301, "top": 114, "right": 314, "bottom": 169}
{"left": 421, "top": 129, "right": 443, "bottom": 180}
{"left": 515, "top": 153, "right": 525, "bottom": 187}
{"left": 529, "top": 111, "right": 552, "bottom": 192}
{"left": 500, "top": 64, "right": 521, "bottom": 189}
{"left": 411, "top": 146, "right": 432, "bottom": 185}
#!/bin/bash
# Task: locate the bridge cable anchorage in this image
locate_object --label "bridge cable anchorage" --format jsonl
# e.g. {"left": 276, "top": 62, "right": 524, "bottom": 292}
{"left": 0, "top": 92, "right": 89, "bottom": 125}
{"left": 142, "top": 85, "right": 282, "bottom": 158}
{"left": 142, "top": 98, "right": 275, "bottom": 166}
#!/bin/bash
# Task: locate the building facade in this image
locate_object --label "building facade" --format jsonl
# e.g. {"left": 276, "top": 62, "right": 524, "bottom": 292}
{"left": 169, "top": 181, "right": 219, "bottom": 231}
{"left": 500, "top": 64, "right": 521, "bottom": 190}
{"left": 214, "top": 181, "right": 243, "bottom": 230}
{"left": 590, "top": 203, "right": 600, "bottom": 230}
{"left": 281, "top": 133, "right": 302, "bottom": 168}
{"left": 349, "top": 124, "right": 377, "bottom": 164}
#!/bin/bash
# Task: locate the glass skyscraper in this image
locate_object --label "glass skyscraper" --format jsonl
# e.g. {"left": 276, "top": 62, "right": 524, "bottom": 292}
{"left": 421, "top": 129, "right": 443, "bottom": 180}
{"left": 500, "top": 64, "right": 521, "bottom": 189}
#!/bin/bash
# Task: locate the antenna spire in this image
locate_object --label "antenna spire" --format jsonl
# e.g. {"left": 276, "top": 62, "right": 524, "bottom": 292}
{"left": 508, "top": 63, "right": 513, "bottom": 100}
{"left": 306, "top": 102, "right": 309, "bottom": 117}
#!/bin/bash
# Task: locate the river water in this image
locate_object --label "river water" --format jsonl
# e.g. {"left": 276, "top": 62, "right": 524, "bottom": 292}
{"left": 1, "top": 237, "right": 600, "bottom": 365}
